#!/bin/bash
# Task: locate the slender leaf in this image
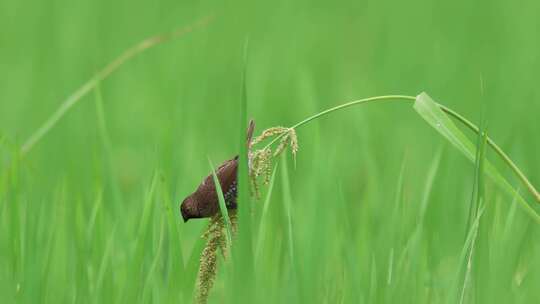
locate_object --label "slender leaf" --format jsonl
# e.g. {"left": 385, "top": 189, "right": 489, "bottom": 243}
{"left": 208, "top": 159, "right": 233, "bottom": 248}
{"left": 414, "top": 92, "right": 540, "bottom": 224}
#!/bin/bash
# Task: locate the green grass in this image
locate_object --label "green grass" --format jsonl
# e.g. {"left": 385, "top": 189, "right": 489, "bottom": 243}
{"left": 2, "top": 0, "right": 540, "bottom": 303}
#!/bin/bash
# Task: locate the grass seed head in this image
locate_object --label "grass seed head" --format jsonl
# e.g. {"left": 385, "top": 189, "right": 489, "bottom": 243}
{"left": 196, "top": 211, "right": 238, "bottom": 304}
{"left": 196, "top": 215, "right": 226, "bottom": 304}
{"left": 273, "top": 133, "right": 290, "bottom": 157}
{"left": 288, "top": 128, "right": 299, "bottom": 164}
{"left": 251, "top": 127, "right": 288, "bottom": 146}
{"left": 249, "top": 147, "right": 272, "bottom": 198}
{"left": 249, "top": 127, "right": 300, "bottom": 197}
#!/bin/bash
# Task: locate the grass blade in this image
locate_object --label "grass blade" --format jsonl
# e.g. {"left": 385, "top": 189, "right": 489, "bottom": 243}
{"left": 231, "top": 39, "right": 256, "bottom": 303}
{"left": 255, "top": 165, "right": 278, "bottom": 263}
{"left": 414, "top": 92, "right": 540, "bottom": 223}
{"left": 280, "top": 154, "right": 295, "bottom": 266}
{"left": 207, "top": 158, "right": 233, "bottom": 249}
{"left": 459, "top": 128, "right": 488, "bottom": 304}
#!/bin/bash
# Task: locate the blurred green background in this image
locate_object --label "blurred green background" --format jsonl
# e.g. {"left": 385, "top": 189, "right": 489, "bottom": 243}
{"left": 1, "top": 0, "right": 539, "bottom": 303}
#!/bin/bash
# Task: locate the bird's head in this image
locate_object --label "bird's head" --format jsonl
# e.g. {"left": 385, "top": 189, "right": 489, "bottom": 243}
{"left": 180, "top": 195, "right": 202, "bottom": 222}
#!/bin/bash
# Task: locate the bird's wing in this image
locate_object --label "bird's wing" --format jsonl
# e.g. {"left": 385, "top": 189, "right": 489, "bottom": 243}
{"left": 196, "top": 156, "right": 238, "bottom": 205}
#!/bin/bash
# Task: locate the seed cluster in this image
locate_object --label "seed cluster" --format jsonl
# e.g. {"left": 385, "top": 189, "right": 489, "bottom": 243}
{"left": 195, "top": 123, "right": 300, "bottom": 303}
{"left": 249, "top": 126, "right": 299, "bottom": 198}
{"left": 196, "top": 212, "right": 238, "bottom": 304}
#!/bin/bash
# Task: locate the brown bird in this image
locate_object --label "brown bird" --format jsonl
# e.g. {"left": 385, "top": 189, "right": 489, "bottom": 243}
{"left": 180, "top": 120, "right": 255, "bottom": 222}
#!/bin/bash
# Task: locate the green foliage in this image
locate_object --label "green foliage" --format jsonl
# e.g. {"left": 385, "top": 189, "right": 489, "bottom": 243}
{"left": 1, "top": 1, "right": 540, "bottom": 303}
{"left": 414, "top": 93, "right": 540, "bottom": 223}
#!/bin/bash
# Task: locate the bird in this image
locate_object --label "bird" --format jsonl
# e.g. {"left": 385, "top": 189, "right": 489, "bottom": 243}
{"left": 180, "top": 120, "right": 255, "bottom": 222}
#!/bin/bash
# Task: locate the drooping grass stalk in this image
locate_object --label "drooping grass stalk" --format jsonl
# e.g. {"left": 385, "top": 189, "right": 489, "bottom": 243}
{"left": 20, "top": 16, "right": 214, "bottom": 156}
{"left": 290, "top": 95, "right": 416, "bottom": 130}
{"left": 262, "top": 94, "right": 540, "bottom": 205}
{"left": 262, "top": 95, "right": 416, "bottom": 149}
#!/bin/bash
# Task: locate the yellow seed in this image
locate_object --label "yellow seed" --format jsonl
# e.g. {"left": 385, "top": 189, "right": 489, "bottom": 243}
{"left": 251, "top": 127, "right": 288, "bottom": 146}
{"left": 273, "top": 133, "right": 290, "bottom": 157}
{"left": 289, "top": 128, "right": 299, "bottom": 164}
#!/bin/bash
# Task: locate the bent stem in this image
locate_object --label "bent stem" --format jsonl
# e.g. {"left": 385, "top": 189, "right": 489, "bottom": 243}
{"left": 263, "top": 94, "right": 540, "bottom": 205}
{"left": 262, "top": 95, "right": 416, "bottom": 149}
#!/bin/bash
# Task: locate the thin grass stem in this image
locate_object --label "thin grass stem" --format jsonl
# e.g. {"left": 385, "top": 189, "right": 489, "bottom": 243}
{"left": 208, "top": 159, "right": 233, "bottom": 249}
{"left": 261, "top": 94, "right": 540, "bottom": 205}
{"left": 262, "top": 95, "right": 415, "bottom": 150}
